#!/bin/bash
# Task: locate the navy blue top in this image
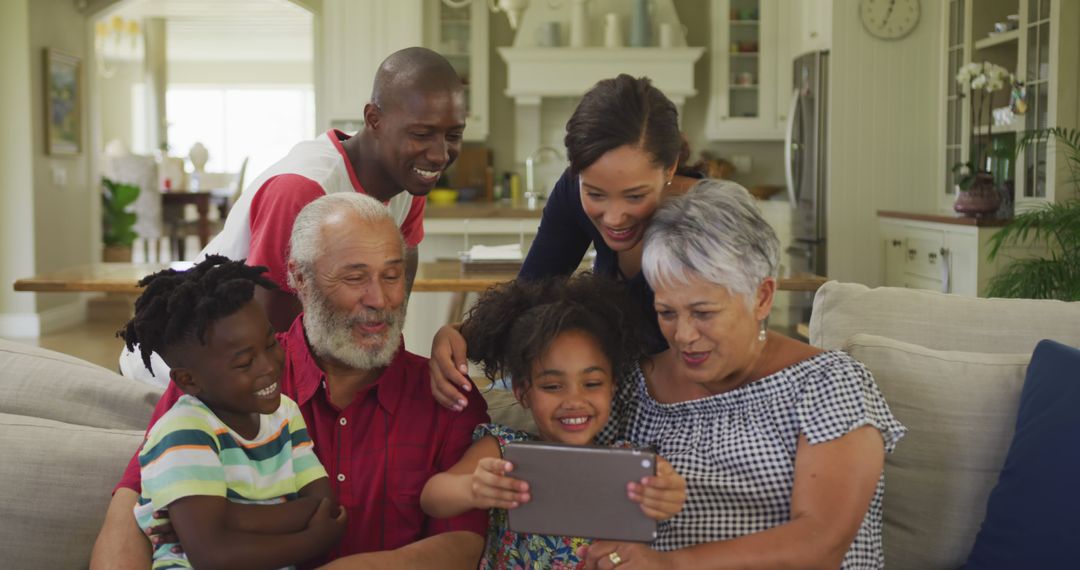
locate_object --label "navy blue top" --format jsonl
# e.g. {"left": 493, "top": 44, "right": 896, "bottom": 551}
{"left": 519, "top": 169, "right": 672, "bottom": 353}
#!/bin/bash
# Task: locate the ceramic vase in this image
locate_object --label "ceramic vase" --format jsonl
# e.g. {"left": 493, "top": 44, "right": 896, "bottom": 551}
{"left": 188, "top": 142, "right": 209, "bottom": 173}
{"left": 570, "top": 0, "right": 589, "bottom": 47}
{"left": 604, "top": 13, "right": 623, "bottom": 48}
{"left": 954, "top": 172, "right": 1002, "bottom": 217}
{"left": 630, "top": 0, "right": 650, "bottom": 47}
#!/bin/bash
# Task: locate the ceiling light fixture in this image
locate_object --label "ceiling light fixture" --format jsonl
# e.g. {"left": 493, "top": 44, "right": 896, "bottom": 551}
{"left": 94, "top": 15, "right": 140, "bottom": 78}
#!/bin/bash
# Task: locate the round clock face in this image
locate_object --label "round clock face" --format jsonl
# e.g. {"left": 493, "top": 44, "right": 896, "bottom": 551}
{"left": 860, "top": 0, "right": 920, "bottom": 40}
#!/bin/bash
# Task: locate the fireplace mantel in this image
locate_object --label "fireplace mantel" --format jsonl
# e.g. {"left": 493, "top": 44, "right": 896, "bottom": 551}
{"left": 498, "top": 47, "right": 704, "bottom": 105}
{"left": 498, "top": 46, "right": 704, "bottom": 175}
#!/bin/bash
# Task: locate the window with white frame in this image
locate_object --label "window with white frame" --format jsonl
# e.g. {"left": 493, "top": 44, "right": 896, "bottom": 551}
{"left": 164, "top": 85, "right": 315, "bottom": 180}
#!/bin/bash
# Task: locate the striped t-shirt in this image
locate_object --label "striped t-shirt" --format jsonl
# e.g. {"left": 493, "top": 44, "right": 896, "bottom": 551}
{"left": 135, "top": 394, "right": 327, "bottom": 569}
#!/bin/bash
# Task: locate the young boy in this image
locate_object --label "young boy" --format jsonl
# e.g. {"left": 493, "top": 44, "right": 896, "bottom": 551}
{"left": 121, "top": 255, "right": 346, "bottom": 569}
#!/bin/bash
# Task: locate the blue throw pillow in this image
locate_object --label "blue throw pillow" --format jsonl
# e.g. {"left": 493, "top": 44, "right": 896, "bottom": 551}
{"left": 965, "top": 339, "right": 1080, "bottom": 568}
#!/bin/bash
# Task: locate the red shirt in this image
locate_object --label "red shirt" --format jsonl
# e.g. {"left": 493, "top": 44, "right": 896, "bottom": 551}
{"left": 118, "top": 316, "right": 489, "bottom": 563}
{"left": 246, "top": 130, "right": 426, "bottom": 291}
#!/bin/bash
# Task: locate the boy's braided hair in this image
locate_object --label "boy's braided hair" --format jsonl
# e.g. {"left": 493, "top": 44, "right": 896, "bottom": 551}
{"left": 118, "top": 255, "right": 277, "bottom": 374}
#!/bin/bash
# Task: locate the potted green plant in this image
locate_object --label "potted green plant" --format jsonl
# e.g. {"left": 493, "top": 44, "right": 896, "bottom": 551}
{"left": 102, "top": 177, "right": 140, "bottom": 262}
{"left": 985, "top": 128, "right": 1080, "bottom": 301}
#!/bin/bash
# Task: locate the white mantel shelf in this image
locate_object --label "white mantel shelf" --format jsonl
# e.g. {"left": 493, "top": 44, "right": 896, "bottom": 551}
{"left": 498, "top": 47, "right": 705, "bottom": 105}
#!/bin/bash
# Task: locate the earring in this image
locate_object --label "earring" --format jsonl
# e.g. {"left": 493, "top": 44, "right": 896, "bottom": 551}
{"left": 665, "top": 179, "right": 673, "bottom": 187}
{"left": 758, "top": 321, "right": 767, "bottom": 342}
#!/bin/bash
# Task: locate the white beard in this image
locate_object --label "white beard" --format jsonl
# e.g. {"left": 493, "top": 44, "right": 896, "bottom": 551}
{"left": 302, "top": 287, "right": 405, "bottom": 371}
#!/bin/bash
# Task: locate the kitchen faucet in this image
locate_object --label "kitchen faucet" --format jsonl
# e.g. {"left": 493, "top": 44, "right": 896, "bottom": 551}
{"left": 525, "top": 145, "right": 564, "bottom": 204}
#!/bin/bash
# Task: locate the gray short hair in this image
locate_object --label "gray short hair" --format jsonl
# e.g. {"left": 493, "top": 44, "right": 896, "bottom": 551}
{"left": 642, "top": 179, "right": 780, "bottom": 302}
{"left": 287, "top": 193, "right": 402, "bottom": 288}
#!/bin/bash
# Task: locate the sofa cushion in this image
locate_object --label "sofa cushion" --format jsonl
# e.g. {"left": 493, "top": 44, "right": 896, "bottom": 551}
{"left": 965, "top": 340, "right": 1080, "bottom": 568}
{"left": 482, "top": 386, "right": 537, "bottom": 434}
{"left": 0, "top": 412, "right": 144, "bottom": 568}
{"left": 811, "top": 281, "right": 1080, "bottom": 353}
{"left": 842, "top": 333, "right": 1030, "bottom": 570}
{"left": 0, "top": 338, "right": 161, "bottom": 430}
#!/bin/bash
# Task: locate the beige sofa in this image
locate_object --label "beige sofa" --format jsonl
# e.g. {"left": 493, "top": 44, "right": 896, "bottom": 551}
{"left": 0, "top": 339, "right": 532, "bottom": 568}
{"left": 810, "top": 281, "right": 1080, "bottom": 569}
{"left": 2, "top": 281, "right": 1078, "bottom": 568}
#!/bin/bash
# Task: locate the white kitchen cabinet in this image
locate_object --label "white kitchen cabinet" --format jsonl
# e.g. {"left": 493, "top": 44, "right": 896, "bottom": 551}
{"left": 790, "top": 0, "right": 832, "bottom": 56}
{"left": 706, "top": 0, "right": 791, "bottom": 141}
{"left": 424, "top": 0, "right": 490, "bottom": 141}
{"left": 878, "top": 214, "right": 1009, "bottom": 297}
{"left": 316, "top": 0, "right": 423, "bottom": 130}
{"left": 881, "top": 224, "right": 908, "bottom": 289}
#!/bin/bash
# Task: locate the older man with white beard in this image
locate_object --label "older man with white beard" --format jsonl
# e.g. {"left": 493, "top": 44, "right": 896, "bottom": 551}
{"left": 95, "top": 193, "right": 490, "bottom": 569}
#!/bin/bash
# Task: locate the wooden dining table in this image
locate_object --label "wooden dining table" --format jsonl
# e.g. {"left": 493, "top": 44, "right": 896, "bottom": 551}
{"left": 14, "top": 261, "right": 828, "bottom": 328}
{"left": 13, "top": 261, "right": 828, "bottom": 295}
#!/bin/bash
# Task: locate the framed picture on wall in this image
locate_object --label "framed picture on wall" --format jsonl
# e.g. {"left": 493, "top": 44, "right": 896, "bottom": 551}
{"left": 43, "top": 48, "right": 82, "bottom": 156}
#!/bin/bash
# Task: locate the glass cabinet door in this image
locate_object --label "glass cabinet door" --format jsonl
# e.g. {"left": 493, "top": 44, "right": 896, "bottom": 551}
{"left": 943, "top": 0, "right": 965, "bottom": 197}
{"left": 708, "top": 0, "right": 781, "bottom": 141}
{"left": 1021, "top": 0, "right": 1051, "bottom": 199}
{"left": 425, "top": 0, "right": 489, "bottom": 141}
{"left": 727, "top": 0, "right": 761, "bottom": 120}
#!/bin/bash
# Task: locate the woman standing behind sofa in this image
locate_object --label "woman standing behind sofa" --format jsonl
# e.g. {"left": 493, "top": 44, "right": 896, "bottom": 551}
{"left": 431, "top": 74, "right": 700, "bottom": 408}
{"left": 585, "top": 180, "right": 906, "bottom": 569}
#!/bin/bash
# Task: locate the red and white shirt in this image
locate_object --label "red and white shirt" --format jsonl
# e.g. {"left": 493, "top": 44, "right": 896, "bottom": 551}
{"left": 200, "top": 129, "right": 426, "bottom": 291}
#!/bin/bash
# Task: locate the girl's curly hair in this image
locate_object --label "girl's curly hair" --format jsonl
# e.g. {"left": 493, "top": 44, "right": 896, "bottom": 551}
{"left": 460, "top": 273, "right": 644, "bottom": 392}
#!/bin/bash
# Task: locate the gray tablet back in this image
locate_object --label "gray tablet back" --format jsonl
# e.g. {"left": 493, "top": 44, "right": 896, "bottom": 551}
{"left": 503, "top": 441, "right": 658, "bottom": 542}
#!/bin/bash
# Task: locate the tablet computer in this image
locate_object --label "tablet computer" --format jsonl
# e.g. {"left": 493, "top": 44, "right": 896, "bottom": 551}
{"left": 502, "top": 440, "right": 658, "bottom": 542}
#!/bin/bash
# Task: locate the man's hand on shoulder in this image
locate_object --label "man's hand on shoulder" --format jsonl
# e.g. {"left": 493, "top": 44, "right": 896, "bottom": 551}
{"left": 90, "top": 488, "right": 152, "bottom": 570}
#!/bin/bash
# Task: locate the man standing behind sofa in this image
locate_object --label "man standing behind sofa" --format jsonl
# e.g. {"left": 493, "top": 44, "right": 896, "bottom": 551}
{"left": 120, "top": 46, "right": 467, "bottom": 383}
{"left": 92, "top": 193, "right": 489, "bottom": 568}
{"left": 210, "top": 45, "right": 463, "bottom": 331}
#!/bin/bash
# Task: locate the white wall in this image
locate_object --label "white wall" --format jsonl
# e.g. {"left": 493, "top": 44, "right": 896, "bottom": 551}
{"left": 0, "top": 0, "right": 38, "bottom": 332}
{"left": 98, "top": 60, "right": 142, "bottom": 151}
{"left": 171, "top": 61, "right": 312, "bottom": 85}
{"left": 827, "top": 0, "right": 942, "bottom": 286}
{"left": 0, "top": 0, "right": 94, "bottom": 335}
{"left": 29, "top": 0, "right": 95, "bottom": 316}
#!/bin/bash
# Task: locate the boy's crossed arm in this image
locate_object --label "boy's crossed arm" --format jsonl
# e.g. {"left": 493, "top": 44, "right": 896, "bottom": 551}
{"left": 148, "top": 473, "right": 340, "bottom": 548}
{"left": 220, "top": 478, "right": 339, "bottom": 534}
{"left": 166, "top": 479, "right": 345, "bottom": 570}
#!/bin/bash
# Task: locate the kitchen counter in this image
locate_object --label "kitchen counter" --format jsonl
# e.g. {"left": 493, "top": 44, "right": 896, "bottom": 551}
{"left": 423, "top": 200, "right": 544, "bottom": 219}
{"left": 877, "top": 210, "right": 1010, "bottom": 227}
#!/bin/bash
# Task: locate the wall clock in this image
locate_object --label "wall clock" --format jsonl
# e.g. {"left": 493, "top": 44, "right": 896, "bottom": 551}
{"left": 860, "top": 0, "right": 920, "bottom": 40}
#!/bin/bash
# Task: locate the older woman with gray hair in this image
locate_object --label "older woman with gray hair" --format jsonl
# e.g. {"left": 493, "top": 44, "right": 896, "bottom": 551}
{"left": 586, "top": 179, "right": 905, "bottom": 569}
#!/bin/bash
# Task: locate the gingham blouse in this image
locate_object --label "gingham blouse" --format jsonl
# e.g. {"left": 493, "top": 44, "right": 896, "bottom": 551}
{"left": 597, "top": 351, "right": 905, "bottom": 569}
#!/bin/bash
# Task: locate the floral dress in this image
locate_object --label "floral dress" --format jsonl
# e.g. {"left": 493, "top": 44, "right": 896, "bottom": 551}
{"left": 474, "top": 424, "right": 592, "bottom": 570}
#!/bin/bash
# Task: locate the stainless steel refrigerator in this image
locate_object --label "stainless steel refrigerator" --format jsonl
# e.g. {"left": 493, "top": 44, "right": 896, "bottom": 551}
{"left": 785, "top": 50, "right": 828, "bottom": 327}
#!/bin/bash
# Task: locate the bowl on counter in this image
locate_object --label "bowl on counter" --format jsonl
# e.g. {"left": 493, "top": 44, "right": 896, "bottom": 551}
{"left": 427, "top": 188, "right": 458, "bottom": 205}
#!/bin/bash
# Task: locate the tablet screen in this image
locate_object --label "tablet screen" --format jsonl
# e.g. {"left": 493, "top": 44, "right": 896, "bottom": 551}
{"left": 503, "top": 441, "right": 658, "bottom": 542}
